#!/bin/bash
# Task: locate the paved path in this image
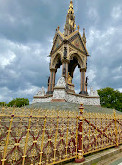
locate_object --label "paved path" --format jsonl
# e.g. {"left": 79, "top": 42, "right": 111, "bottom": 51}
{"left": 109, "top": 153, "right": 122, "bottom": 165}
{"left": 97, "top": 152, "right": 122, "bottom": 165}
{"left": 67, "top": 145, "right": 122, "bottom": 165}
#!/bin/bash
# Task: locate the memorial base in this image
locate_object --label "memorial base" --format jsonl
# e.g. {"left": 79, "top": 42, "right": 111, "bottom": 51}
{"left": 32, "top": 77, "right": 100, "bottom": 105}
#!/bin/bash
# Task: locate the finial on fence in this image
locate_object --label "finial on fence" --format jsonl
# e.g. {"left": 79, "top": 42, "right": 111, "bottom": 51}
{"left": 113, "top": 109, "right": 116, "bottom": 114}
{"left": 113, "top": 109, "right": 116, "bottom": 119}
{"left": 79, "top": 103, "right": 84, "bottom": 114}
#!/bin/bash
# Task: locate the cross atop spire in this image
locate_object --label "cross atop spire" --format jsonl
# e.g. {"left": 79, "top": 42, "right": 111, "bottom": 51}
{"left": 64, "top": 0, "right": 76, "bottom": 36}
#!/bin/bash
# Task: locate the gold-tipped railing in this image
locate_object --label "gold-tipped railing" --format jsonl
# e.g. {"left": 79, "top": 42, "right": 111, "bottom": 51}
{"left": 0, "top": 106, "right": 78, "bottom": 165}
{"left": 0, "top": 105, "right": 122, "bottom": 164}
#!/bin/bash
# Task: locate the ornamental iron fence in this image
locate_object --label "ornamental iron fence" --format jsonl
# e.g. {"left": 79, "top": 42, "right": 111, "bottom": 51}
{"left": 0, "top": 104, "right": 122, "bottom": 165}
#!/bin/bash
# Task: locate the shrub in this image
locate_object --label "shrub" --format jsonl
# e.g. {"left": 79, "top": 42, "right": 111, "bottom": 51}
{"left": 0, "top": 102, "right": 7, "bottom": 106}
{"left": 98, "top": 87, "right": 122, "bottom": 112}
{"left": 8, "top": 98, "right": 29, "bottom": 107}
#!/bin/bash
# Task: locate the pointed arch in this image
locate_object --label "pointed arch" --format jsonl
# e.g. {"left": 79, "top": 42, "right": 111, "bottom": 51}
{"left": 51, "top": 51, "right": 63, "bottom": 68}
{"left": 68, "top": 52, "right": 84, "bottom": 69}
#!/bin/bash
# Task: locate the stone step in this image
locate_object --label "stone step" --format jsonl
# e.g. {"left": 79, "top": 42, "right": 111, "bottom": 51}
{"left": 28, "top": 102, "right": 122, "bottom": 114}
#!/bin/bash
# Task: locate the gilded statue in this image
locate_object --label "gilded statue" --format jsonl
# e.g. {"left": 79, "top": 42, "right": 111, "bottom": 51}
{"left": 68, "top": 72, "right": 72, "bottom": 84}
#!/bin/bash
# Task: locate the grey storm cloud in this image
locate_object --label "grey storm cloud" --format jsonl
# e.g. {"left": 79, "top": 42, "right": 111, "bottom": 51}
{"left": 0, "top": 0, "right": 122, "bottom": 103}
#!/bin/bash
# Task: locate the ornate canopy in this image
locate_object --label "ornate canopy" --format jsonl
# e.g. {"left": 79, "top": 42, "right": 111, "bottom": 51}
{"left": 47, "top": 0, "right": 89, "bottom": 95}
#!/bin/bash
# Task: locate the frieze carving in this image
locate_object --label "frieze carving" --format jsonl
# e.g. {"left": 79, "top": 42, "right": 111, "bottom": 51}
{"left": 69, "top": 47, "right": 74, "bottom": 53}
{"left": 36, "top": 87, "right": 45, "bottom": 96}
{"left": 33, "top": 88, "right": 100, "bottom": 105}
{"left": 55, "top": 77, "right": 66, "bottom": 88}
{"left": 51, "top": 34, "right": 63, "bottom": 55}
{"left": 59, "top": 47, "right": 63, "bottom": 52}
{"left": 90, "top": 87, "right": 99, "bottom": 96}
{"left": 71, "top": 37, "right": 84, "bottom": 51}
{"left": 64, "top": 47, "right": 67, "bottom": 59}
{"left": 53, "top": 89, "right": 66, "bottom": 99}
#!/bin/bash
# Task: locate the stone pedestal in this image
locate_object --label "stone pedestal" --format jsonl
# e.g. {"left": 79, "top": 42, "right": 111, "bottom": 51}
{"left": 52, "top": 87, "right": 66, "bottom": 102}
{"left": 79, "top": 91, "right": 88, "bottom": 95}
{"left": 32, "top": 77, "right": 100, "bottom": 105}
{"left": 67, "top": 83, "right": 75, "bottom": 93}
{"left": 51, "top": 77, "right": 66, "bottom": 102}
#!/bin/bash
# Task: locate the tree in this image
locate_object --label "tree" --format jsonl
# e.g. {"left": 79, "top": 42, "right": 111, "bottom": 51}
{"left": 0, "top": 102, "right": 7, "bottom": 106}
{"left": 97, "top": 87, "right": 122, "bottom": 112}
{"left": 8, "top": 98, "right": 29, "bottom": 107}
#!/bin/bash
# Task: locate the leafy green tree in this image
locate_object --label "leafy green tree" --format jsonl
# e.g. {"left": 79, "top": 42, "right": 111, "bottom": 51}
{"left": 8, "top": 98, "right": 29, "bottom": 107}
{"left": 98, "top": 87, "right": 122, "bottom": 112}
{"left": 0, "top": 102, "right": 7, "bottom": 106}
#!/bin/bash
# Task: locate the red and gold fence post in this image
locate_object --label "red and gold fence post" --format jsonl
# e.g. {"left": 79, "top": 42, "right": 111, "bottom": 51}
{"left": 75, "top": 103, "right": 85, "bottom": 163}
{"left": 113, "top": 110, "right": 118, "bottom": 147}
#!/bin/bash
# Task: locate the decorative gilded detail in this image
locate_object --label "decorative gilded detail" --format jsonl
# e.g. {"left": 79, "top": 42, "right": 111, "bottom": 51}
{"left": 59, "top": 46, "right": 63, "bottom": 52}
{"left": 69, "top": 47, "right": 74, "bottom": 53}
{"left": 71, "top": 36, "right": 84, "bottom": 51}
{"left": 67, "top": 72, "right": 72, "bottom": 84}
{"left": 64, "top": 0, "right": 76, "bottom": 35}
{"left": 51, "top": 35, "right": 62, "bottom": 54}
{"left": 0, "top": 106, "right": 121, "bottom": 164}
{"left": 0, "top": 107, "right": 79, "bottom": 165}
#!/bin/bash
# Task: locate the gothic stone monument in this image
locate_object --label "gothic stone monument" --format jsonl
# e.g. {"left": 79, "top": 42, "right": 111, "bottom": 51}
{"left": 33, "top": 0, "right": 100, "bottom": 105}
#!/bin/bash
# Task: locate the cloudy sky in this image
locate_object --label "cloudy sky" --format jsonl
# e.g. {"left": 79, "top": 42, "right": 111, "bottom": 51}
{"left": 0, "top": 0, "right": 122, "bottom": 103}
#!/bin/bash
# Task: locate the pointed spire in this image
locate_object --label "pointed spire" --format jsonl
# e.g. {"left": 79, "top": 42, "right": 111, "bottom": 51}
{"left": 57, "top": 26, "right": 60, "bottom": 31}
{"left": 68, "top": 0, "right": 74, "bottom": 14}
{"left": 83, "top": 28, "right": 86, "bottom": 44}
{"left": 83, "top": 28, "right": 85, "bottom": 37}
{"left": 77, "top": 25, "right": 80, "bottom": 31}
{"left": 64, "top": 0, "right": 76, "bottom": 36}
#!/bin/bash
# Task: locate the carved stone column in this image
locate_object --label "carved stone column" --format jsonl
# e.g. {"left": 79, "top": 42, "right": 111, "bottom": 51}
{"left": 62, "top": 59, "right": 69, "bottom": 83}
{"left": 52, "top": 69, "right": 56, "bottom": 91}
{"left": 47, "top": 76, "right": 50, "bottom": 92}
{"left": 85, "top": 76, "right": 88, "bottom": 94}
{"left": 79, "top": 68, "right": 86, "bottom": 95}
{"left": 48, "top": 68, "right": 56, "bottom": 94}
